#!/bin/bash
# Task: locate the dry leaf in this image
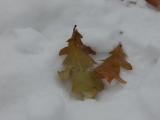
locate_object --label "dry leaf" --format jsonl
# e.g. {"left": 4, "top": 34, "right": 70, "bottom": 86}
{"left": 94, "top": 43, "right": 132, "bottom": 84}
{"left": 58, "top": 26, "right": 104, "bottom": 99}
{"left": 146, "top": 0, "right": 160, "bottom": 8}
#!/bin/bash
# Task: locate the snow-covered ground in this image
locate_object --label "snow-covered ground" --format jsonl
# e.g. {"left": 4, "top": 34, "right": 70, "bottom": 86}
{"left": 0, "top": 0, "right": 160, "bottom": 120}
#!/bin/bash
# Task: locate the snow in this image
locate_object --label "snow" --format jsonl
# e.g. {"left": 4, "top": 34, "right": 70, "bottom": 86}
{"left": 0, "top": 0, "right": 160, "bottom": 120}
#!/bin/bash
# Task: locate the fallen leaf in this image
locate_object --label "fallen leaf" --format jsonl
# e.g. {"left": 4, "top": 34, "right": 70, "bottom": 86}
{"left": 94, "top": 43, "right": 132, "bottom": 84}
{"left": 146, "top": 0, "right": 160, "bottom": 8}
{"left": 58, "top": 26, "right": 104, "bottom": 99}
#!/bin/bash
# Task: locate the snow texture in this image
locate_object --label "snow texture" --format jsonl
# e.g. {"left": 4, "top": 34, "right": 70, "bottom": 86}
{"left": 0, "top": 0, "right": 160, "bottom": 120}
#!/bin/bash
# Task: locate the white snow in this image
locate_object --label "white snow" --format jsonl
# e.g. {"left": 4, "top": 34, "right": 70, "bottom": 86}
{"left": 0, "top": 0, "right": 160, "bottom": 120}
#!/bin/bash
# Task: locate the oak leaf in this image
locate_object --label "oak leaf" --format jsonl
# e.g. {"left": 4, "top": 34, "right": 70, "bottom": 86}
{"left": 94, "top": 43, "right": 132, "bottom": 84}
{"left": 58, "top": 26, "right": 104, "bottom": 99}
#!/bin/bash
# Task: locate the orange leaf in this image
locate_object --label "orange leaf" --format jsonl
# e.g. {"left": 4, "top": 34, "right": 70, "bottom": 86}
{"left": 94, "top": 43, "right": 132, "bottom": 84}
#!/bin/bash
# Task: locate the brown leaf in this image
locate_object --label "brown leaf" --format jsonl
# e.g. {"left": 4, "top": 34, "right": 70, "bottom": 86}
{"left": 58, "top": 26, "right": 104, "bottom": 99}
{"left": 146, "top": 0, "right": 160, "bottom": 8}
{"left": 94, "top": 43, "right": 132, "bottom": 84}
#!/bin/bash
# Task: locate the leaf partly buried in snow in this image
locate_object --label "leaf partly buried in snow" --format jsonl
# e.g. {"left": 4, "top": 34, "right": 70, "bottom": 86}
{"left": 58, "top": 26, "right": 104, "bottom": 99}
{"left": 94, "top": 43, "right": 132, "bottom": 84}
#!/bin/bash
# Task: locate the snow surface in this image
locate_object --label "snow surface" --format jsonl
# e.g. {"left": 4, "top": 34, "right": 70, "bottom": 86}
{"left": 0, "top": 0, "right": 160, "bottom": 120}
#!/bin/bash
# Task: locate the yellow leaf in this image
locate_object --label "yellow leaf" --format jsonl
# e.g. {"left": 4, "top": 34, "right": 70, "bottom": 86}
{"left": 58, "top": 26, "right": 104, "bottom": 98}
